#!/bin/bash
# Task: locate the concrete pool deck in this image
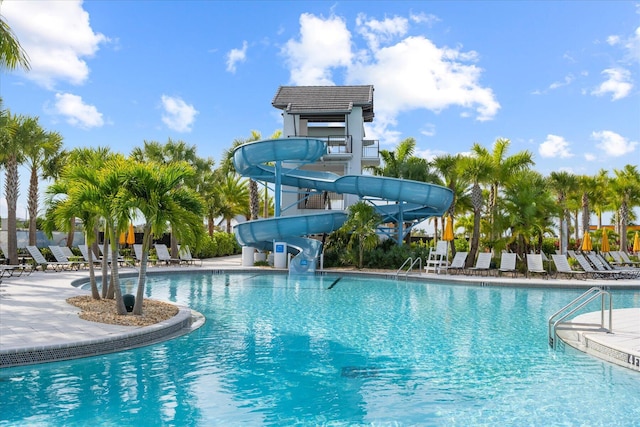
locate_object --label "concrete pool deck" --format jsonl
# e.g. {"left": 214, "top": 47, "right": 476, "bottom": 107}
{"left": 1, "top": 255, "right": 639, "bottom": 371}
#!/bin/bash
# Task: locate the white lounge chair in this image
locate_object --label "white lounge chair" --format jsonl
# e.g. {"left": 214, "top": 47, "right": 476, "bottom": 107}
{"left": 551, "top": 254, "right": 586, "bottom": 280}
{"left": 498, "top": 252, "right": 517, "bottom": 277}
{"left": 179, "top": 245, "right": 202, "bottom": 266}
{"left": 446, "top": 251, "right": 468, "bottom": 275}
{"left": 466, "top": 252, "right": 493, "bottom": 276}
{"left": 49, "top": 246, "right": 83, "bottom": 270}
{"left": 78, "top": 244, "right": 102, "bottom": 267}
{"left": 26, "top": 246, "right": 70, "bottom": 272}
{"left": 154, "top": 244, "right": 181, "bottom": 266}
{"left": 526, "top": 253, "right": 548, "bottom": 278}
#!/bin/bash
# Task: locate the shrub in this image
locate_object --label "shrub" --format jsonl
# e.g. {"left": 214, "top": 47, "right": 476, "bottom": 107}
{"left": 194, "top": 232, "right": 241, "bottom": 258}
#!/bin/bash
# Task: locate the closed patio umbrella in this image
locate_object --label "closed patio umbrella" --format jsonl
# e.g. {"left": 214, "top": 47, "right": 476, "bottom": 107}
{"left": 600, "top": 230, "right": 610, "bottom": 253}
{"left": 119, "top": 232, "right": 126, "bottom": 245}
{"left": 443, "top": 217, "right": 454, "bottom": 242}
{"left": 581, "top": 232, "right": 592, "bottom": 251}
{"left": 127, "top": 223, "right": 135, "bottom": 245}
{"left": 634, "top": 231, "right": 640, "bottom": 253}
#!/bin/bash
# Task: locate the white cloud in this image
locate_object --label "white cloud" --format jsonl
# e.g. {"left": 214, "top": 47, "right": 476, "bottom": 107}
{"left": 584, "top": 153, "right": 596, "bottom": 161}
{"left": 409, "top": 12, "right": 440, "bottom": 26}
{"left": 53, "top": 93, "right": 104, "bottom": 129}
{"left": 350, "top": 36, "right": 499, "bottom": 123}
{"left": 539, "top": 134, "right": 574, "bottom": 158}
{"left": 2, "top": 0, "right": 108, "bottom": 89}
{"left": 160, "top": 95, "right": 198, "bottom": 132}
{"left": 592, "top": 130, "right": 637, "bottom": 156}
{"left": 226, "top": 41, "right": 248, "bottom": 73}
{"left": 356, "top": 14, "right": 409, "bottom": 50}
{"left": 549, "top": 74, "right": 574, "bottom": 90}
{"left": 281, "top": 13, "right": 353, "bottom": 85}
{"left": 591, "top": 68, "right": 633, "bottom": 100}
{"left": 281, "top": 12, "right": 500, "bottom": 139}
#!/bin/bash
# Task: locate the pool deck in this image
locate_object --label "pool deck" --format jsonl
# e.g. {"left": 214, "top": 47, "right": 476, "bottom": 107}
{"left": 1, "top": 255, "right": 639, "bottom": 371}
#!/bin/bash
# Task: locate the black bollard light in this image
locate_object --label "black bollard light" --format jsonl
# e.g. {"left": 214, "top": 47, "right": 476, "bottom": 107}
{"left": 123, "top": 294, "right": 135, "bottom": 312}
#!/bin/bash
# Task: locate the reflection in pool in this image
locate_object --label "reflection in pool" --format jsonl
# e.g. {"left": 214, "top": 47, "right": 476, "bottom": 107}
{"left": 1, "top": 273, "right": 639, "bottom": 426}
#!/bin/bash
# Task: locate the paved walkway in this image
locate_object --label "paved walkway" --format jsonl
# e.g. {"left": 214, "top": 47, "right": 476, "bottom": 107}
{"left": 1, "top": 255, "right": 639, "bottom": 370}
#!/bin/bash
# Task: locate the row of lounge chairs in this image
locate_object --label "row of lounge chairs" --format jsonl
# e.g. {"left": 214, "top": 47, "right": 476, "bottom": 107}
{"left": 423, "top": 246, "right": 640, "bottom": 280}
{"left": 20, "top": 244, "right": 201, "bottom": 272}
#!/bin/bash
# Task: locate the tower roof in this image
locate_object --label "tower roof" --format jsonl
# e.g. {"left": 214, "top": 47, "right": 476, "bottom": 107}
{"left": 272, "top": 85, "right": 374, "bottom": 122}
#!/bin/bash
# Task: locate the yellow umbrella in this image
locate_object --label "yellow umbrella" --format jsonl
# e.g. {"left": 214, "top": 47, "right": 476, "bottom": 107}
{"left": 119, "top": 232, "right": 126, "bottom": 245}
{"left": 581, "top": 232, "right": 592, "bottom": 251}
{"left": 126, "top": 223, "right": 135, "bottom": 245}
{"left": 633, "top": 231, "right": 640, "bottom": 253}
{"left": 443, "top": 217, "right": 454, "bottom": 241}
{"left": 600, "top": 230, "right": 610, "bottom": 253}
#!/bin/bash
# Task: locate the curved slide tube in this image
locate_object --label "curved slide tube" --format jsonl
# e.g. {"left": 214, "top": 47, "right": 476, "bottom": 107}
{"left": 233, "top": 138, "right": 453, "bottom": 272}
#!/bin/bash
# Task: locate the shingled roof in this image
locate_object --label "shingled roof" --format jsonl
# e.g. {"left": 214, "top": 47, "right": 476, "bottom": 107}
{"left": 272, "top": 85, "right": 374, "bottom": 122}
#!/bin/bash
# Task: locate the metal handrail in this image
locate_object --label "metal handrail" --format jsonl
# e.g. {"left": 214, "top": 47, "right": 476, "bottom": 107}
{"left": 395, "top": 257, "right": 423, "bottom": 279}
{"left": 548, "top": 287, "right": 612, "bottom": 349}
{"left": 396, "top": 257, "right": 414, "bottom": 277}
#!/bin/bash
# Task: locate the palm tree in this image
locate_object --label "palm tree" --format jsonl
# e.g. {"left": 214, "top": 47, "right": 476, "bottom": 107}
{"left": 20, "top": 117, "right": 63, "bottom": 245}
{"left": 0, "top": 10, "right": 30, "bottom": 71}
{"left": 459, "top": 154, "right": 492, "bottom": 268}
{"left": 121, "top": 160, "right": 204, "bottom": 315}
{"left": 611, "top": 165, "right": 640, "bottom": 252}
{"left": 215, "top": 171, "right": 250, "bottom": 232}
{"left": 548, "top": 171, "right": 578, "bottom": 253}
{"left": 221, "top": 130, "right": 282, "bottom": 220}
{"left": 0, "top": 112, "right": 26, "bottom": 265}
{"left": 337, "top": 201, "right": 381, "bottom": 268}
{"left": 367, "top": 137, "right": 419, "bottom": 179}
{"left": 592, "top": 169, "right": 612, "bottom": 230}
{"left": 503, "top": 170, "right": 556, "bottom": 257}
{"left": 43, "top": 147, "right": 112, "bottom": 298}
{"left": 131, "top": 138, "right": 213, "bottom": 256}
{"left": 471, "top": 138, "right": 534, "bottom": 244}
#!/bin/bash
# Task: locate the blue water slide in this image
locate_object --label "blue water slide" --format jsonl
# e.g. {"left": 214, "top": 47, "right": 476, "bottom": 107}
{"left": 233, "top": 138, "right": 453, "bottom": 272}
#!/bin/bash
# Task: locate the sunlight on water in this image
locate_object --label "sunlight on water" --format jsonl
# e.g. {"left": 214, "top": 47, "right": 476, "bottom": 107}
{"left": 1, "top": 273, "right": 639, "bottom": 426}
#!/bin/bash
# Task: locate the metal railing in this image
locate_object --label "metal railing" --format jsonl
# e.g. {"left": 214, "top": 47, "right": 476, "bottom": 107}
{"left": 548, "top": 286, "right": 612, "bottom": 349}
{"left": 395, "top": 256, "right": 423, "bottom": 279}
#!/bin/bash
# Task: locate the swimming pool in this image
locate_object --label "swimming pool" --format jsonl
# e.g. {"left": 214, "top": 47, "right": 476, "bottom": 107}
{"left": 1, "top": 273, "right": 639, "bottom": 426}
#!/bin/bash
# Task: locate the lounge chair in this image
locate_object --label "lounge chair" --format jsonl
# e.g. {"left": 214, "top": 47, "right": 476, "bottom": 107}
{"left": 446, "top": 251, "right": 468, "bottom": 275}
{"left": 424, "top": 241, "right": 448, "bottom": 273}
{"left": 0, "top": 265, "right": 33, "bottom": 278}
{"left": 551, "top": 254, "right": 586, "bottom": 280}
{"left": 588, "top": 253, "right": 639, "bottom": 279}
{"left": 49, "top": 246, "right": 83, "bottom": 270}
{"left": 526, "top": 253, "right": 548, "bottom": 278}
{"left": 466, "top": 252, "right": 493, "bottom": 276}
{"left": 179, "top": 245, "right": 202, "bottom": 266}
{"left": 498, "top": 252, "right": 518, "bottom": 277}
{"left": 618, "top": 251, "right": 640, "bottom": 267}
{"left": 26, "top": 246, "right": 70, "bottom": 272}
{"left": 154, "top": 244, "right": 181, "bottom": 266}
{"left": 573, "top": 254, "right": 618, "bottom": 279}
{"left": 78, "top": 244, "right": 102, "bottom": 267}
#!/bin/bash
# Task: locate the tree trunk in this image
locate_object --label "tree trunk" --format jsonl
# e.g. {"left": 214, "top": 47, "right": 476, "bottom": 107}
{"left": 86, "top": 234, "right": 100, "bottom": 300}
{"left": 133, "top": 224, "right": 152, "bottom": 315}
{"left": 66, "top": 217, "right": 76, "bottom": 247}
{"left": 28, "top": 165, "right": 38, "bottom": 246}
{"left": 110, "top": 239, "right": 127, "bottom": 315}
{"left": 5, "top": 155, "right": 19, "bottom": 265}
{"left": 101, "top": 238, "right": 110, "bottom": 298}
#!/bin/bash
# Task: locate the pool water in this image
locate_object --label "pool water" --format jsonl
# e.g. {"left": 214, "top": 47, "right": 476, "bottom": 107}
{"left": 1, "top": 273, "right": 639, "bottom": 426}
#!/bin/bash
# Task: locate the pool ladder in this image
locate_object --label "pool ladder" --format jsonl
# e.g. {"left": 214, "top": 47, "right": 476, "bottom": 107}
{"left": 548, "top": 287, "right": 612, "bottom": 349}
{"left": 396, "top": 257, "right": 423, "bottom": 279}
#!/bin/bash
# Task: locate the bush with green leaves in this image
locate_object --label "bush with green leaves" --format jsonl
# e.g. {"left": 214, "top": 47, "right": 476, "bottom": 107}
{"left": 194, "top": 232, "right": 241, "bottom": 258}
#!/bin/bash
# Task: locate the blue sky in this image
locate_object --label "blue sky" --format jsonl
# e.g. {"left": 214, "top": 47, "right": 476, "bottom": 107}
{"left": 1, "top": 1, "right": 639, "bottom": 220}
